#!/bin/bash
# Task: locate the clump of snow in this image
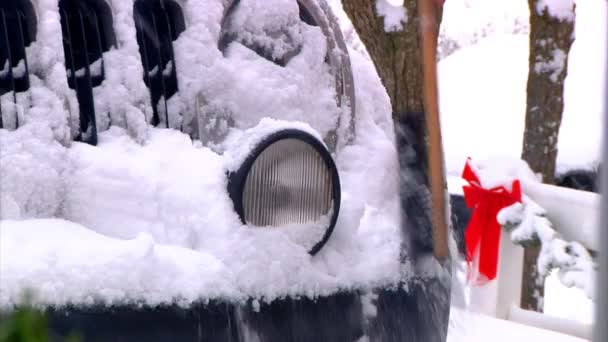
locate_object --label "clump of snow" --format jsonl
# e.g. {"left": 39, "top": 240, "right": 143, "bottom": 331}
{"left": 16, "top": 0, "right": 71, "bottom": 143}
{"left": 222, "top": 118, "right": 325, "bottom": 172}
{"left": 100, "top": 0, "right": 154, "bottom": 140}
{"left": 360, "top": 291, "right": 379, "bottom": 319}
{"left": 375, "top": 0, "right": 407, "bottom": 32}
{"left": 272, "top": 210, "right": 333, "bottom": 252}
{"left": 0, "top": 219, "right": 237, "bottom": 309}
{"left": 0, "top": 60, "right": 8, "bottom": 77}
{"left": 0, "top": 124, "right": 65, "bottom": 220}
{"left": 1, "top": 59, "right": 27, "bottom": 78}
{"left": 222, "top": 0, "right": 304, "bottom": 63}
{"left": 534, "top": 46, "right": 568, "bottom": 83}
{"left": 172, "top": 0, "right": 342, "bottom": 145}
{"left": 536, "top": 0, "right": 575, "bottom": 22}
{"left": 61, "top": 126, "right": 236, "bottom": 247}
{"left": 462, "top": 157, "right": 540, "bottom": 191}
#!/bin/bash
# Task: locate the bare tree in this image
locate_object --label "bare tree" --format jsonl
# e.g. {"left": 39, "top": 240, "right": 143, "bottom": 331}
{"left": 520, "top": 0, "right": 575, "bottom": 312}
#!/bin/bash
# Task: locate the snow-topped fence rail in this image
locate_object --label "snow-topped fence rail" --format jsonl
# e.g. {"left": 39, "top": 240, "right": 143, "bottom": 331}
{"left": 449, "top": 170, "right": 599, "bottom": 341}
{"left": 523, "top": 181, "right": 600, "bottom": 253}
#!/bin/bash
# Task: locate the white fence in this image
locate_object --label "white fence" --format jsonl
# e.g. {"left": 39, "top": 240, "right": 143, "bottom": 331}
{"left": 449, "top": 178, "right": 599, "bottom": 340}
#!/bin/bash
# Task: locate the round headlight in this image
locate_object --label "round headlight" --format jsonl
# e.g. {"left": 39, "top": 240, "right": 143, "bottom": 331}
{"left": 227, "top": 129, "right": 340, "bottom": 255}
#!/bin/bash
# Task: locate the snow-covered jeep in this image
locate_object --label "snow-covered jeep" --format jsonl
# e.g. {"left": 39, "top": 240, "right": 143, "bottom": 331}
{"left": 0, "top": 0, "right": 451, "bottom": 341}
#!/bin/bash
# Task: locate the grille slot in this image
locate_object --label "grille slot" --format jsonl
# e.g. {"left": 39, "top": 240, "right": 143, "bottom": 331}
{"left": 0, "top": 0, "right": 35, "bottom": 130}
{"left": 59, "top": 0, "right": 115, "bottom": 145}
{"left": 134, "top": 0, "right": 185, "bottom": 129}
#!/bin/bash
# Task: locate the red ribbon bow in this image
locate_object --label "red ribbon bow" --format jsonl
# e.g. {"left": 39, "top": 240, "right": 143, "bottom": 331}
{"left": 462, "top": 158, "right": 522, "bottom": 285}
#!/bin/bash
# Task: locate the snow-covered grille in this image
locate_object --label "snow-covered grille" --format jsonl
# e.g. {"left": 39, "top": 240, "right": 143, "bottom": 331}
{"left": 134, "top": 0, "right": 185, "bottom": 128}
{"left": 0, "top": 0, "right": 35, "bottom": 130}
{"left": 217, "top": 0, "right": 356, "bottom": 151}
{"left": 59, "top": 0, "right": 115, "bottom": 145}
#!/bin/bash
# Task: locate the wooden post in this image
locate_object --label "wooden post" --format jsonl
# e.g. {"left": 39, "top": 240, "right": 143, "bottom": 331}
{"left": 417, "top": 0, "right": 449, "bottom": 260}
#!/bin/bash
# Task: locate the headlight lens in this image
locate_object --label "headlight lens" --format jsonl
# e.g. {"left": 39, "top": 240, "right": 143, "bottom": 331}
{"left": 228, "top": 129, "right": 340, "bottom": 254}
{"left": 243, "top": 138, "right": 333, "bottom": 226}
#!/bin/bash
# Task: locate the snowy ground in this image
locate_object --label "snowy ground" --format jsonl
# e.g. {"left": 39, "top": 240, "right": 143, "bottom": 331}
{"left": 447, "top": 307, "right": 589, "bottom": 342}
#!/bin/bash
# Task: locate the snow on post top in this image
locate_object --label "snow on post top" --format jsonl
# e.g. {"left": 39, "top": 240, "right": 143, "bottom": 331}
{"left": 465, "top": 157, "right": 540, "bottom": 191}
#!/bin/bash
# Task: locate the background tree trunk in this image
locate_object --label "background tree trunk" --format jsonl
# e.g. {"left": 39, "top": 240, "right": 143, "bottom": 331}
{"left": 521, "top": 0, "right": 575, "bottom": 312}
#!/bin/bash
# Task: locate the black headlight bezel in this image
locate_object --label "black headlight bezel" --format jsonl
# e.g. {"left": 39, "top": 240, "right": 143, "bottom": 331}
{"left": 227, "top": 129, "right": 341, "bottom": 255}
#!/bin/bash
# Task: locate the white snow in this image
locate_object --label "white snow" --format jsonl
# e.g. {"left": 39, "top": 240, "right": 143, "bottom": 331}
{"left": 536, "top": 0, "right": 576, "bottom": 22}
{"left": 375, "top": 0, "right": 407, "bottom": 32}
{"left": 0, "top": 60, "right": 27, "bottom": 78}
{"left": 222, "top": 0, "right": 304, "bottom": 63}
{"left": 172, "top": 0, "right": 341, "bottom": 142}
{"left": 438, "top": 0, "right": 529, "bottom": 59}
{"left": 222, "top": 117, "right": 326, "bottom": 172}
{"left": 523, "top": 181, "right": 600, "bottom": 252}
{"left": 439, "top": 0, "right": 606, "bottom": 177}
{"left": 0, "top": 0, "right": 604, "bottom": 339}
{"left": 534, "top": 47, "right": 568, "bottom": 83}
{"left": 439, "top": 34, "right": 528, "bottom": 175}
{"left": 0, "top": 0, "right": 402, "bottom": 308}
{"left": 0, "top": 124, "right": 65, "bottom": 220}
{"left": 0, "top": 117, "right": 402, "bottom": 307}
{"left": 461, "top": 157, "right": 540, "bottom": 191}
{"left": 545, "top": 269, "right": 595, "bottom": 325}
{"left": 0, "top": 219, "right": 237, "bottom": 308}
{"left": 448, "top": 307, "right": 588, "bottom": 342}
{"left": 0, "top": 60, "right": 8, "bottom": 77}
{"left": 162, "top": 61, "right": 173, "bottom": 77}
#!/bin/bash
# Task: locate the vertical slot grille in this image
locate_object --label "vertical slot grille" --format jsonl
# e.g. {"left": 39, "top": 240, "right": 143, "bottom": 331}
{"left": 0, "top": 0, "right": 35, "bottom": 130}
{"left": 134, "top": 0, "right": 185, "bottom": 129}
{"left": 59, "top": 0, "right": 114, "bottom": 145}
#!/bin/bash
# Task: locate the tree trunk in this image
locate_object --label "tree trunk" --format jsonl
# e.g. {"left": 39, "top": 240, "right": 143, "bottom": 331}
{"left": 342, "top": 1, "right": 425, "bottom": 115}
{"left": 342, "top": 0, "right": 447, "bottom": 259}
{"left": 521, "top": 0, "right": 575, "bottom": 312}
{"left": 342, "top": 2, "right": 450, "bottom": 341}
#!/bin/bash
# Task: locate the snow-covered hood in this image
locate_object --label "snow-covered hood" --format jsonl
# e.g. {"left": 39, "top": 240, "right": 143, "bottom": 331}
{"left": 0, "top": 0, "right": 403, "bottom": 309}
